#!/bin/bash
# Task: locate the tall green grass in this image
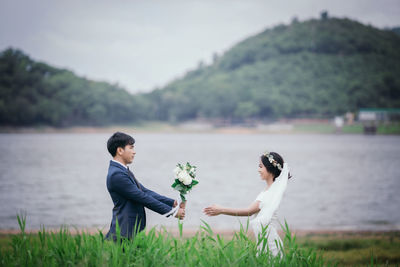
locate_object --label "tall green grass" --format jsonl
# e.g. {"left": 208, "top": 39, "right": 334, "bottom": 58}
{"left": 0, "top": 215, "right": 334, "bottom": 266}
{"left": 298, "top": 232, "right": 400, "bottom": 266}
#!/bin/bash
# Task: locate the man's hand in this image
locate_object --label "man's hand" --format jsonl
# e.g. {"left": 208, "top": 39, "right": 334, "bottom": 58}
{"left": 179, "top": 201, "right": 186, "bottom": 209}
{"left": 175, "top": 208, "right": 185, "bottom": 220}
{"left": 173, "top": 200, "right": 187, "bottom": 209}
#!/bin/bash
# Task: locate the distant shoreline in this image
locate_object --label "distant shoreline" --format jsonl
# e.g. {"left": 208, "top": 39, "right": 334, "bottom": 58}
{"left": 1, "top": 121, "right": 399, "bottom": 135}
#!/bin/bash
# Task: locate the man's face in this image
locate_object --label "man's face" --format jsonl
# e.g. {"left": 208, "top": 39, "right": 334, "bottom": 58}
{"left": 120, "top": 144, "right": 136, "bottom": 165}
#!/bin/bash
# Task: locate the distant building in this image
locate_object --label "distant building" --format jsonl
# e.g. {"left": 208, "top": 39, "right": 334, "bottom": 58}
{"left": 358, "top": 108, "right": 400, "bottom": 134}
{"left": 358, "top": 108, "right": 400, "bottom": 122}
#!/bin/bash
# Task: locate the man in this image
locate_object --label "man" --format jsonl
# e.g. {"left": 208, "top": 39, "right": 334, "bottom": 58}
{"left": 105, "top": 132, "right": 185, "bottom": 240}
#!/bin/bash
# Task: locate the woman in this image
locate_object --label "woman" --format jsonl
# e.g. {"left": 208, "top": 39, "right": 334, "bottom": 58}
{"left": 203, "top": 151, "right": 290, "bottom": 257}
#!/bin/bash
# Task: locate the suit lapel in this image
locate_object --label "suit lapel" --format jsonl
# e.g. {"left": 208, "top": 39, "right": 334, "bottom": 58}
{"left": 110, "top": 160, "right": 141, "bottom": 189}
{"left": 127, "top": 169, "right": 142, "bottom": 190}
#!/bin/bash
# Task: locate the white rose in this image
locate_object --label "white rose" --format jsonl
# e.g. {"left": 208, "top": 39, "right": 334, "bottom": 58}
{"left": 177, "top": 171, "right": 185, "bottom": 182}
{"left": 173, "top": 166, "right": 181, "bottom": 176}
{"left": 182, "top": 177, "right": 192, "bottom": 185}
{"left": 181, "top": 171, "right": 193, "bottom": 185}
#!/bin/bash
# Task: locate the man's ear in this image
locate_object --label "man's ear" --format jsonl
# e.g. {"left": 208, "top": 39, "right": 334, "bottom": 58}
{"left": 117, "top": 147, "right": 124, "bottom": 155}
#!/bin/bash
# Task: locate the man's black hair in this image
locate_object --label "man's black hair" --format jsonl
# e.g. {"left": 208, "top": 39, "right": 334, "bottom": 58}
{"left": 107, "top": 132, "right": 135, "bottom": 157}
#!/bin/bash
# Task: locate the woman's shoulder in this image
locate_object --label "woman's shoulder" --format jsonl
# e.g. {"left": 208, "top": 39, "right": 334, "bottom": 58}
{"left": 255, "top": 190, "right": 267, "bottom": 201}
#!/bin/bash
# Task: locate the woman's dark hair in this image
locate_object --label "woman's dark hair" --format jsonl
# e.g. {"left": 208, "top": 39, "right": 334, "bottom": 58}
{"left": 261, "top": 152, "right": 292, "bottom": 181}
{"left": 107, "top": 132, "right": 135, "bottom": 156}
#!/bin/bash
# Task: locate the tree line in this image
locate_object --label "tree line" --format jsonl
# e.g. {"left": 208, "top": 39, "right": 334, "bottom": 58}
{"left": 141, "top": 17, "right": 400, "bottom": 122}
{"left": 0, "top": 49, "right": 147, "bottom": 126}
{"left": 1, "top": 16, "right": 400, "bottom": 126}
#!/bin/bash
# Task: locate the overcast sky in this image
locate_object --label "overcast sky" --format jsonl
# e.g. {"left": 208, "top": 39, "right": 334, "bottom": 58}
{"left": 1, "top": 0, "right": 399, "bottom": 93}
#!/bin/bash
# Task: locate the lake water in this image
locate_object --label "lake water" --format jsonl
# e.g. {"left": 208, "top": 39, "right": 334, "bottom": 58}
{"left": 0, "top": 133, "right": 399, "bottom": 231}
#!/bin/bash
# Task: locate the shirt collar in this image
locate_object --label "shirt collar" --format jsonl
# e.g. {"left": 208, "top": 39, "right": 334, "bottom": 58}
{"left": 111, "top": 159, "right": 128, "bottom": 169}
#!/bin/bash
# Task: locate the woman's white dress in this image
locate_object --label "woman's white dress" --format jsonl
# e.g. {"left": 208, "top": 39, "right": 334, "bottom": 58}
{"left": 250, "top": 163, "right": 289, "bottom": 257}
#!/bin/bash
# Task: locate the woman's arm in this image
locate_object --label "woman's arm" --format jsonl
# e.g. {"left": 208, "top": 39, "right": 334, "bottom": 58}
{"left": 203, "top": 201, "right": 260, "bottom": 217}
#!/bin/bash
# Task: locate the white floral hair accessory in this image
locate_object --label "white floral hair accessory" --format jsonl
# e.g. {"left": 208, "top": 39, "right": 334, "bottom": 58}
{"left": 263, "top": 151, "right": 283, "bottom": 171}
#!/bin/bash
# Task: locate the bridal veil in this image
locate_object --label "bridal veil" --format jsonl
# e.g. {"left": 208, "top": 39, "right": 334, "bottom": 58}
{"left": 250, "top": 163, "right": 290, "bottom": 256}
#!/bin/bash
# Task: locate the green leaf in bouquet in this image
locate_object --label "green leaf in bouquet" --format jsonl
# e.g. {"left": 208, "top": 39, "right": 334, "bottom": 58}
{"left": 174, "top": 184, "right": 184, "bottom": 191}
{"left": 171, "top": 179, "right": 181, "bottom": 189}
{"left": 174, "top": 184, "right": 190, "bottom": 195}
{"left": 191, "top": 180, "right": 199, "bottom": 186}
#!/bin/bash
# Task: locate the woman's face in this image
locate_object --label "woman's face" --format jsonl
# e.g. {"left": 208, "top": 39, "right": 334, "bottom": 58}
{"left": 258, "top": 159, "right": 270, "bottom": 180}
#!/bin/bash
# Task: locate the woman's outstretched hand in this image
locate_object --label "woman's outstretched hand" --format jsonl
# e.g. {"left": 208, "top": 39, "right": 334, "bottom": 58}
{"left": 203, "top": 205, "right": 223, "bottom": 216}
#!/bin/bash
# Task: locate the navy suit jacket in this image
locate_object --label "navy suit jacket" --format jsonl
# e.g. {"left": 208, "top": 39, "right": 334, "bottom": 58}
{"left": 105, "top": 160, "right": 175, "bottom": 240}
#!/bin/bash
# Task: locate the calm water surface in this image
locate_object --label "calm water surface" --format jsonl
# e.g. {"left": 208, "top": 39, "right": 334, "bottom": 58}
{"left": 0, "top": 133, "right": 399, "bottom": 231}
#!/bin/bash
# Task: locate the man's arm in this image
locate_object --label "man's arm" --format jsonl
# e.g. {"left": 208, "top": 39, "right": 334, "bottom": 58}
{"left": 139, "top": 183, "right": 175, "bottom": 207}
{"left": 110, "top": 172, "right": 173, "bottom": 215}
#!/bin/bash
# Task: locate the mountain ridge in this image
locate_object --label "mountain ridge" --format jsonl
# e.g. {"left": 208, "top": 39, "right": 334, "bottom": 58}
{"left": 143, "top": 17, "right": 400, "bottom": 121}
{"left": 1, "top": 16, "right": 400, "bottom": 126}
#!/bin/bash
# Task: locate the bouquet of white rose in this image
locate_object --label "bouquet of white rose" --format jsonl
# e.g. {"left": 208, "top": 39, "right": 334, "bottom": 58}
{"left": 171, "top": 162, "right": 198, "bottom": 202}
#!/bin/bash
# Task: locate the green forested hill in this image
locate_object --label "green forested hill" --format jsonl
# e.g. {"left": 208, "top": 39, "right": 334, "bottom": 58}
{"left": 0, "top": 49, "right": 146, "bottom": 126}
{"left": 144, "top": 17, "right": 400, "bottom": 121}
{"left": 392, "top": 27, "right": 400, "bottom": 36}
{"left": 1, "top": 17, "right": 400, "bottom": 126}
